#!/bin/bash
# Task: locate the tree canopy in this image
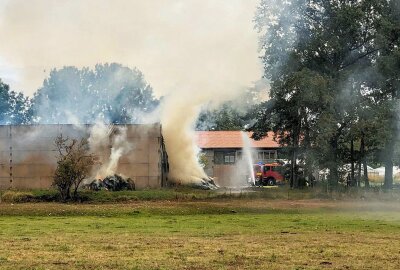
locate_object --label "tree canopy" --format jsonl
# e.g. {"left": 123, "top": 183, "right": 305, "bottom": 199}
{"left": 252, "top": 0, "right": 400, "bottom": 188}
{"left": 31, "top": 63, "right": 159, "bottom": 124}
{"left": 0, "top": 79, "right": 30, "bottom": 125}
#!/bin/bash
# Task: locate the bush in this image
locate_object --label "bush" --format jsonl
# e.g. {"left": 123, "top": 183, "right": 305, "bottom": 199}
{"left": 53, "top": 135, "right": 96, "bottom": 201}
{"left": 1, "top": 191, "right": 34, "bottom": 203}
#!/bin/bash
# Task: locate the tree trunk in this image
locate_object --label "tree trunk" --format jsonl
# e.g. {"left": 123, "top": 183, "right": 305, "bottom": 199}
{"left": 303, "top": 115, "right": 314, "bottom": 187}
{"left": 306, "top": 156, "right": 314, "bottom": 187}
{"left": 290, "top": 147, "right": 296, "bottom": 188}
{"left": 360, "top": 135, "right": 369, "bottom": 188}
{"left": 328, "top": 137, "right": 339, "bottom": 188}
{"left": 357, "top": 153, "right": 362, "bottom": 187}
{"left": 350, "top": 139, "right": 355, "bottom": 186}
{"left": 384, "top": 140, "right": 394, "bottom": 189}
{"left": 60, "top": 186, "right": 70, "bottom": 202}
{"left": 290, "top": 123, "right": 300, "bottom": 188}
{"left": 384, "top": 84, "right": 397, "bottom": 189}
{"left": 293, "top": 157, "right": 299, "bottom": 189}
{"left": 73, "top": 184, "right": 79, "bottom": 200}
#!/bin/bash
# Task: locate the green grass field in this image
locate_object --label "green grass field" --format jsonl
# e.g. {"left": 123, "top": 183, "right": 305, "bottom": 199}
{"left": 0, "top": 193, "right": 400, "bottom": 270}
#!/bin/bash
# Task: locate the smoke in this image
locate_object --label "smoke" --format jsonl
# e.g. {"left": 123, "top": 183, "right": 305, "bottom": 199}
{"left": 161, "top": 97, "right": 207, "bottom": 182}
{"left": 0, "top": 0, "right": 261, "bottom": 97}
{"left": 103, "top": 127, "right": 132, "bottom": 177}
{"left": 0, "top": 0, "right": 263, "bottom": 184}
{"left": 160, "top": 25, "right": 262, "bottom": 183}
{"left": 87, "top": 121, "right": 132, "bottom": 179}
{"left": 30, "top": 64, "right": 158, "bottom": 125}
{"left": 161, "top": 69, "right": 261, "bottom": 183}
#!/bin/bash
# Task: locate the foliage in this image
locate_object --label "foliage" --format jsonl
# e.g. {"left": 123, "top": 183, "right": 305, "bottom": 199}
{"left": 1, "top": 63, "right": 159, "bottom": 125}
{"left": 53, "top": 135, "right": 96, "bottom": 201}
{"left": 0, "top": 79, "right": 31, "bottom": 124}
{"left": 31, "top": 63, "right": 159, "bottom": 124}
{"left": 252, "top": 0, "right": 400, "bottom": 189}
{"left": 196, "top": 89, "right": 263, "bottom": 131}
{"left": 197, "top": 152, "right": 209, "bottom": 169}
{"left": 196, "top": 102, "right": 245, "bottom": 131}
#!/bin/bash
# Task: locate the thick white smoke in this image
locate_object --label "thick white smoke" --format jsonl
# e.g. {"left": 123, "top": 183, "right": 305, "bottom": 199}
{"left": 0, "top": 1, "right": 262, "bottom": 184}
{"left": 161, "top": 61, "right": 261, "bottom": 184}
{"left": 88, "top": 121, "right": 132, "bottom": 179}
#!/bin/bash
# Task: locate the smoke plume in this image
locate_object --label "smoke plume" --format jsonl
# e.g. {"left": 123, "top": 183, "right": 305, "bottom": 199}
{"left": 0, "top": 1, "right": 262, "bottom": 184}
{"left": 88, "top": 121, "right": 132, "bottom": 179}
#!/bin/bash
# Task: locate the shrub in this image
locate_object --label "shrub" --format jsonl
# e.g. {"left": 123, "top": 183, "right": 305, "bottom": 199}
{"left": 1, "top": 191, "right": 34, "bottom": 203}
{"left": 53, "top": 135, "right": 96, "bottom": 201}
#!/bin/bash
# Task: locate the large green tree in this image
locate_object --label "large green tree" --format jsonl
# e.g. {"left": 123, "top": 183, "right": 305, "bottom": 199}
{"left": 196, "top": 89, "right": 262, "bottom": 131}
{"left": 253, "top": 0, "right": 393, "bottom": 188}
{"left": 31, "top": 63, "right": 159, "bottom": 124}
{"left": 0, "top": 79, "right": 31, "bottom": 124}
{"left": 374, "top": 0, "right": 400, "bottom": 189}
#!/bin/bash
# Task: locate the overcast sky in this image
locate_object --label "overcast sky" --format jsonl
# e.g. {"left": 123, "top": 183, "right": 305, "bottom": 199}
{"left": 0, "top": 0, "right": 262, "bottom": 97}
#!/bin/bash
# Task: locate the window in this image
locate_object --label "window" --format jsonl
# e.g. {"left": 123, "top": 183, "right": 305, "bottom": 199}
{"left": 214, "top": 151, "right": 236, "bottom": 164}
{"left": 224, "top": 152, "right": 235, "bottom": 164}
{"left": 271, "top": 166, "right": 283, "bottom": 173}
{"left": 255, "top": 150, "right": 277, "bottom": 162}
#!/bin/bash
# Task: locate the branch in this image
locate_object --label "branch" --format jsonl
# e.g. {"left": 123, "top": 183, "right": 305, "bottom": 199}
{"left": 340, "top": 47, "right": 381, "bottom": 70}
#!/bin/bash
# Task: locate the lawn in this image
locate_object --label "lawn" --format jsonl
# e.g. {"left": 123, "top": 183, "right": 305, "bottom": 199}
{"left": 0, "top": 198, "right": 399, "bottom": 269}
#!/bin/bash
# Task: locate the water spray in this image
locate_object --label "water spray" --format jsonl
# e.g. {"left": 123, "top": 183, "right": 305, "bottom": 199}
{"left": 241, "top": 131, "right": 255, "bottom": 186}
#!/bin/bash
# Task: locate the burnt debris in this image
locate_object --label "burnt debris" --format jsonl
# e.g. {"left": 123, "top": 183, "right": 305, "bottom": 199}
{"left": 86, "top": 174, "right": 135, "bottom": 191}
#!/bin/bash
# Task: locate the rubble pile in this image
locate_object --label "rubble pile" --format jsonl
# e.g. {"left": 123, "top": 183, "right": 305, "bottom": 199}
{"left": 86, "top": 174, "right": 135, "bottom": 191}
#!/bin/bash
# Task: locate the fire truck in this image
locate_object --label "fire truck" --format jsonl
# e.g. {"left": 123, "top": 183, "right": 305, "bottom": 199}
{"left": 252, "top": 162, "right": 286, "bottom": 186}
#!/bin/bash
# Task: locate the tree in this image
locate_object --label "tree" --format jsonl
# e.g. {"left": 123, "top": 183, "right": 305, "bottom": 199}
{"left": 251, "top": 68, "right": 329, "bottom": 187}
{"left": 31, "top": 63, "right": 159, "bottom": 124}
{"left": 0, "top": 79, "right": 31, "bottom": 124}
{"left": 196, "top": 89, "right": 262, "bottom": 131}
{"left": 196, "top": 102, "right": 245, "bottom": 131}
{"left": 53, "top": 135, "right": 96, "bottom": 201}
{"left": 374, "top": 0, "right": 400, "bottom": 189}
{"left": 253, "top": 0, "right": 390, "bottom": 188}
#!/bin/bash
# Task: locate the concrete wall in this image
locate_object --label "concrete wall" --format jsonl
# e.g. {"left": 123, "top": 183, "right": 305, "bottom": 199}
{"left": 0, "top": 124, "right": 168, "bottom": 190}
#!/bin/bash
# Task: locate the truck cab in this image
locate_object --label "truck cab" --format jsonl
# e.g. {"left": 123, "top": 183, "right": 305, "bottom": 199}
{"left": 253, "top": 162, "right": 285, "bottom": 186}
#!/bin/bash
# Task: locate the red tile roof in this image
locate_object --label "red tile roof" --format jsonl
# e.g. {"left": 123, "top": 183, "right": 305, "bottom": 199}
{"left": 195, "top": 131, "right": 280, "bottom": 149}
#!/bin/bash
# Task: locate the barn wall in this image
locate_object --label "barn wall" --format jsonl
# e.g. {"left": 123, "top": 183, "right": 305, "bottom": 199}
{"left": 0, "top": 124, "right": 166, "bottom": 190}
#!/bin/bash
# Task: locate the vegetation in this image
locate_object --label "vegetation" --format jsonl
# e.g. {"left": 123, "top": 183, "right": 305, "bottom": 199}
{"left": 196, "top": 88, "right": 262, "bottom": 131}
{"left": 53, "top": 135, "right": 96, "bottom": 201}
{"left": 251, "top": 0, "right": 400, "bottom": 189}
{"left": 0, "top": 198, "right": 399, "bottom": 269}
{"left": 196, "top": 102, "right": 246, "bottom": 131}
{"left": 2, "top": 186, "right": 400, "bottom": 204}
{"left": 31, "top": 63, "right": 159, "bottom": 124}
{"left": 0, "top": 1, "right": 399, "bottom": 193}
{"left": 0, "top": 79, "right": 30, "bottom": 125}
{"left": 0, "top": 63, "right": 159, "bottom": 125}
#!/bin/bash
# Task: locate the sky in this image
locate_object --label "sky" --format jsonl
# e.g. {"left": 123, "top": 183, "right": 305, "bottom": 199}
{"left": 0, "top": 0, "right": 262, "bottom": 97}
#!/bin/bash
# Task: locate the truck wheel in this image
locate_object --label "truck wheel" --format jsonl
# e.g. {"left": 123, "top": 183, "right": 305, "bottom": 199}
{"left": 267, "top": 178, "right": 276, "bottom": 186}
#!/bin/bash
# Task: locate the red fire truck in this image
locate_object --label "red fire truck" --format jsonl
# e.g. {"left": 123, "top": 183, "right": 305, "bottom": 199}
{"left": 252, "top": 162, "right": 286, "bottom": 186}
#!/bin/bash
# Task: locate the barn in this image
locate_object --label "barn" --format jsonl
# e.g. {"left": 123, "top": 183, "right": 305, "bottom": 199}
{"left": 196, "top": 131, "right": 281, "bottom": 187}
{"left": 0, "top": 124, "right": 168, "bottom": 190}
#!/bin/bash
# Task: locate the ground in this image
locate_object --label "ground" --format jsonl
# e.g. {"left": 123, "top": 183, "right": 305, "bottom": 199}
{"left": 0, "top": 194, "right": 400, "bottom": 269}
